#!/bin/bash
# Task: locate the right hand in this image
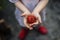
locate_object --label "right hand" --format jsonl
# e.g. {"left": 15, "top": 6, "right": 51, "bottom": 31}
{"left": 21, "top": 11, "right": 31, "bottom": 17}
{"left": 21, "top": 11, "right": 33, "bottom": 30}
{"left": 24, "top": 16, "right": 33, "bottom": 30}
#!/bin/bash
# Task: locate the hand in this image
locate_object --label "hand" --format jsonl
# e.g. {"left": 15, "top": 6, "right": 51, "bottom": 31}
{"left": 21, "top": 11, "right": 33, "bottom": 30}
{"left": 21, "top": 11, "right": 31, "bottom": 17}
{"left": 24, "top": 16, "right": 33, "bottom": 30}
{"left": 32, "top": 12, "right": 42, "bottom": 24}
{"left": 24, "top": 14, "right": 39, "bottom": 28}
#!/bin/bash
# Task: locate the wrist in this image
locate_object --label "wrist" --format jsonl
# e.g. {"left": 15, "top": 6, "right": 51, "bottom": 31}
{"left": 33, "top": 10, "right": 40, "bottom": 13}
{"left": 25, "top": 10, "right": 31, "bottom": 13}
{"left": 32, "top": 11, "right": 39, "bottom": 14}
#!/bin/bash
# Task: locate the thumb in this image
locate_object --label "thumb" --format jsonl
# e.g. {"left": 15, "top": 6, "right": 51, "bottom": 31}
{"left": 29, "top": 19, "right": 39, "bottom": 26}
{"left": 38, "top": 15, "right": 42, "bottom": 23}
{"left": 21, "top": 13, "right": 27, "bottom": 17}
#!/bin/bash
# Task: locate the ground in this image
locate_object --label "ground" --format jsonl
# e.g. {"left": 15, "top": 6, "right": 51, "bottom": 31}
{"left": 2, "top": 0, "right": 60, "bottom": 40}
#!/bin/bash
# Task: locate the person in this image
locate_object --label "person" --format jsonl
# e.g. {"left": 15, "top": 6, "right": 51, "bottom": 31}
{"left": 9, "top": 0, "right": 49, "bottom": 40}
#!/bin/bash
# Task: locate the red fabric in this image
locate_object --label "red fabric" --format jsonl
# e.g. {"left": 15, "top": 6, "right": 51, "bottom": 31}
{"left": 18, "top": 28, "right": 29, "bottom": 40}
{"left": 38, "top": 26, "right": 48, "bottom": 35}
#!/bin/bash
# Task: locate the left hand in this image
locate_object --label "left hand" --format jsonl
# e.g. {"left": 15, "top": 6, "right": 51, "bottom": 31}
{"left": 32, "top": 12, "right": 42, "bottom": 24}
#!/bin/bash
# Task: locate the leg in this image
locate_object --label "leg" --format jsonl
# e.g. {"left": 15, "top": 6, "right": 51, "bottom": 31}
{"left": 37, "top": 25, "right": 48, "bottom": 35}
{"left": 18, "top": 27, "right": 29, "bottom": 40}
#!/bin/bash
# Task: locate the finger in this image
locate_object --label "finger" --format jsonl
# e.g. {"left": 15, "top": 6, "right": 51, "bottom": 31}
{"left": 24, "top": 17, "right": 33, "bottom": 30}
{"left": 21, "top": 13, "right": 31, "bottom": 17}
{"left": 29, "top": 20, "right": 39, "bottom": 27}
{"left": 33, "top": 20, "right": 39, "bottom": 24}
{"left": 21, "top": 13, "right": 27, "bottom": 17}
{"left": 31, "top": 20, "right": 38, "bottom": 25}
{"left": 38, "top": 15, "right": 42, "bottom": 23}
{"left": 29, "top": 27, "right": 33, "bottom": 30}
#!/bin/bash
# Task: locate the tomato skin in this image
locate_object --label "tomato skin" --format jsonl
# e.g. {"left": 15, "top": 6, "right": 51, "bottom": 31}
{"left": 27, "top": 15, "right": 37, "bottom": 24}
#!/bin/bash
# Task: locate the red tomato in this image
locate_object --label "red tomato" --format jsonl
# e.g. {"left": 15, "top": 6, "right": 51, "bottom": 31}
{"left": 27, "top": 15, "right": 37, "bottom": 24}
